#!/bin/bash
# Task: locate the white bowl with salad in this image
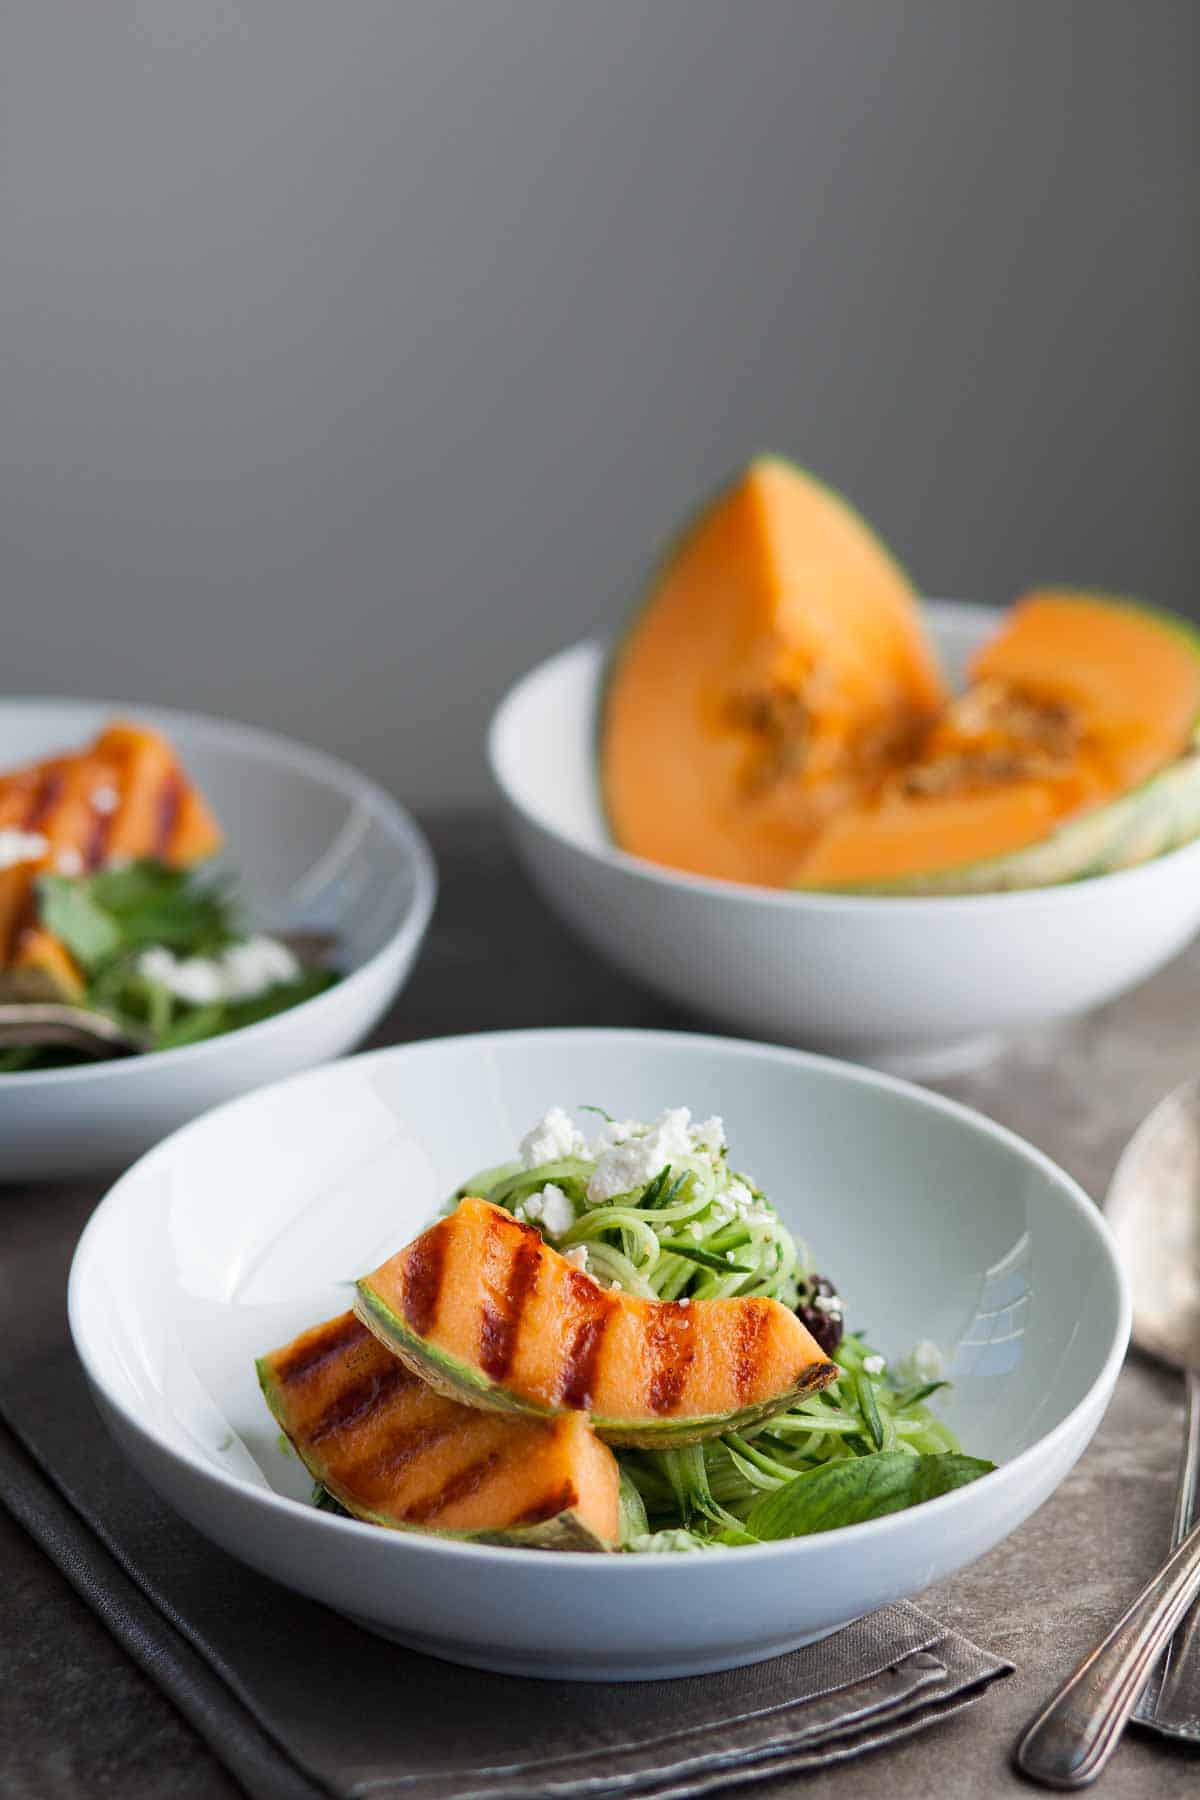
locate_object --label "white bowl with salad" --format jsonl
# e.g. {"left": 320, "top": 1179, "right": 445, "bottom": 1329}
{"left": 0, "top": 698, "right": 435, "bottom": 1180}
{"left": 69, "top": 1027, "right": 1129, "bottom": 1680}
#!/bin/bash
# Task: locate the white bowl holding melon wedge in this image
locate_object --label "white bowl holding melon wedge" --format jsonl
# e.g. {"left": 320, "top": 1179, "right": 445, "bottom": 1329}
{"left": 491, "top": 456, "right": 1200, "bottom": 1073}
{"left": 69, "top": 1029, "right": 1128, "bottom": 1679}
{"left": 490, "top": 601, "right": 1200, "bottom": 1075}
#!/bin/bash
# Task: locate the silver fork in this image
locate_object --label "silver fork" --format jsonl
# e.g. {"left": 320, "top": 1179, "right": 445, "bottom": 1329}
{"left": 1134, "top": 1370, "right": 1200, "bottom": 1737}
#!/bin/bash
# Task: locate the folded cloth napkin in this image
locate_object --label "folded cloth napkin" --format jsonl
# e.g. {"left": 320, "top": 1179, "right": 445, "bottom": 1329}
{"left": 0, "top": 1344, "right": 1011, "bottom": 1800}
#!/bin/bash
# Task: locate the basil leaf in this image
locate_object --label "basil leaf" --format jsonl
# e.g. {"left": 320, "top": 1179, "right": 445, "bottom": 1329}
{"left": 745, "top": 1452, "right": 995, "bottom": 1540}
{"left": 36, "top": 875, "right": 123, "bottom": 970}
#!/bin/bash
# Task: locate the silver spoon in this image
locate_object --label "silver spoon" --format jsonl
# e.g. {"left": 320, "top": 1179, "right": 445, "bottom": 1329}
{"left": 0, "top": 929, "right": 340, "bottom": 1063}
{"left": 1016, "top": 1077, "right": 1200, "bottom": 1787}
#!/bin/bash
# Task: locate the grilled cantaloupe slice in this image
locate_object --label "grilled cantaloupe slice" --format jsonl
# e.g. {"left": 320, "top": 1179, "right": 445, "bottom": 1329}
{"left": 0, "top": 720, "right": 222, "bottom": 989}
{"left": 3, "top": 927, "right": 86, "bottom": 1002}
{"left": 355, "top": 1198, "right": 838, "bottom": 1448}
{"left": 258, "top": 1312, "right": 620, "bottom": 1550}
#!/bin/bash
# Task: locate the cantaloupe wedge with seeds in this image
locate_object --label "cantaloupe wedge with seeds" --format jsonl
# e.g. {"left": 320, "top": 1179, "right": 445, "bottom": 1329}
{"left": 354, "top": 1197, "right": 838, "bottom": 1448}
{"left": 600, "top": 457, "right": 947, "bottom": 886}
{"left": 792, "top": 591, "right": 1200, "bottom": 893}
{"left": 258, "top": 1312, "right": 620, "bottom": 1550}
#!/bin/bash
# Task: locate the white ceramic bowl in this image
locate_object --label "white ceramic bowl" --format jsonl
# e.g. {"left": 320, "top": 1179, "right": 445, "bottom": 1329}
{"left": 489, "top": 603, "right": 1200, "bottom": 1075}
{"left": 0, "top": 699, "right": 436, "bottom": 1181}
{"left": 69, "top": 1027, "right": 1128, "bottom": 1681}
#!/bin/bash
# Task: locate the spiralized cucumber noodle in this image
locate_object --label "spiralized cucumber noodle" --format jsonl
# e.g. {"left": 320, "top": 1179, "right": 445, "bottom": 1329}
{"left": 452, "top": 1105, "right": 968, "bottom": 1551}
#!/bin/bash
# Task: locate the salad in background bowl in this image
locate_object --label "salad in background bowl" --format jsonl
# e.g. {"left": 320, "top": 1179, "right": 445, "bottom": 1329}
{"left": 0, "top": 720, "right": 338, "bottom": 1069}
{"left": 0, "top": 698, "right": 434, "bottom": 1180}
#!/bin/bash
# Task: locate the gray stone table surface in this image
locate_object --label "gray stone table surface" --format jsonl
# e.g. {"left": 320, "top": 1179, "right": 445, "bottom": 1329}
{"left": 2, "top": 810, "right": 1199, "bottom": 1798}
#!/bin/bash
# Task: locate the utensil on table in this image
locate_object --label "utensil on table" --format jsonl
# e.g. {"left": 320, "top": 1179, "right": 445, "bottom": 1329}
{"left": 1016, "top": 1078, "right": 1200, "bottom": 1787}
{"left": 0, "top": 1003, "right": 149, "bottom": 1059}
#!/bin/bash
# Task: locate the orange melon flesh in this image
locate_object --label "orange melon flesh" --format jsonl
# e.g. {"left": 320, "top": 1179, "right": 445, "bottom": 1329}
{"left": 355, "top": 1197, "right": 838, "bottom": 1447}
{"left": 258, "top": 1311, "right": 619, "bottom": 1548}
{"left": 972, "top": 592, "right": 1200, "bottom": 791}
{"left": 0, "top": 722, "right": 223, "bottom": 968}
{"left": 6, "top": 927, "right": 85, "bottom": 1001}
{"left": 792, "top": 592, "right": 1200, "bottom": 888}
{"left": 601, "top": 458, "right": 947, "bottom": 886}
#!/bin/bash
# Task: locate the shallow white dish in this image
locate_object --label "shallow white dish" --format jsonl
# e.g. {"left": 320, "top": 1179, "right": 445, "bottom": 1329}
{"left": 69, "top": 1027, "right": 1128, "bottom": 1681}
{"left": 489, "top": 602, "right": 1200, "bottom": 1074}
{"left": 0, "top": 698, "right": 436, "bottom": 1181}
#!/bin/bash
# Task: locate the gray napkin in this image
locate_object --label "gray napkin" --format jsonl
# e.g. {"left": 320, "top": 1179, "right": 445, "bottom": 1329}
{"left": 0, "top": 1338, "right": 1011, "bottom": 1800}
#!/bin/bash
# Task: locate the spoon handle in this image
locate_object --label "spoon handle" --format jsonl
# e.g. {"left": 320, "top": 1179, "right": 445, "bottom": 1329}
{"left": 1015, "top": 1514, "right": 1200, "bottom": 1787}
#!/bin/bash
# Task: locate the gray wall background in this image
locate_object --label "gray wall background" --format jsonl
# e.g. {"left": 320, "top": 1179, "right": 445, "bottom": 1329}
{"left": 2, "top": 2, "right": 1196, "bottom": 807}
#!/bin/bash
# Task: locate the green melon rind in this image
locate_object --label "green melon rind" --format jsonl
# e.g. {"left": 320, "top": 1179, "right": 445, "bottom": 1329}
{"left": 353, "top": 1279, "right": 837, "bottom": 1450}
{"left": 596, "top": 454, "right": 940, "bottom": 845}
{"left": 256, "top": 1358, "right": 611, "bottom": 1552}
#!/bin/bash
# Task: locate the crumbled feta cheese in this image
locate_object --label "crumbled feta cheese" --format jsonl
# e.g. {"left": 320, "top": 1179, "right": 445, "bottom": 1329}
{"left": 140, "top": 947, "right": 225, "bottom": 1005}
{"left": 523, "top": 1182, "right": 575, "bottom": 1238}
{"left": 609, "top": 1280, "right": 622, "bottom": 1292}
{"left": 813, "top": 1292, "right": 844, "bottom": 1317}
{"left": 55, "top": 846, "right": 85, "bottom": 877}
{"left": 90, "top": 784, "right": 120, "bottom": 815}
{"left": 222, "top": 937, "right": 300, "bottom": 998}
{"left": 138, "top": 934, "right": 300, "bottom": 1006}
{"left": 725, "top": 1251, "right": 738, "bottom": 1264}
{"left": 563, "top": 1245, "right": 589, "bottom": 1269}
{"left": 586, "top": 1107, "right": 695, "bottom": 1204}
{"left": 520, "top": 1107, "right": 588, "bottom": 1169}
{"left": 591, "top": 1116, "right": 641, "bottom": 1149}
{"left": 862, "top": 1354, "right": 885, "bottom": 1376}
{"left": 725, "top": 1180, "right": 755, "bottom": 1214}
{"left": 897, "top": 1339, "right": 945, "bottom": 1384}
{"left": 677, "top": 1296, "right": 691, "bottom": 1308}
{"left": 691, "top": 1115, "right": 725, "bottom": 1156}
{"left": 0, "top": 829, "right": 48, "bottom": 871}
